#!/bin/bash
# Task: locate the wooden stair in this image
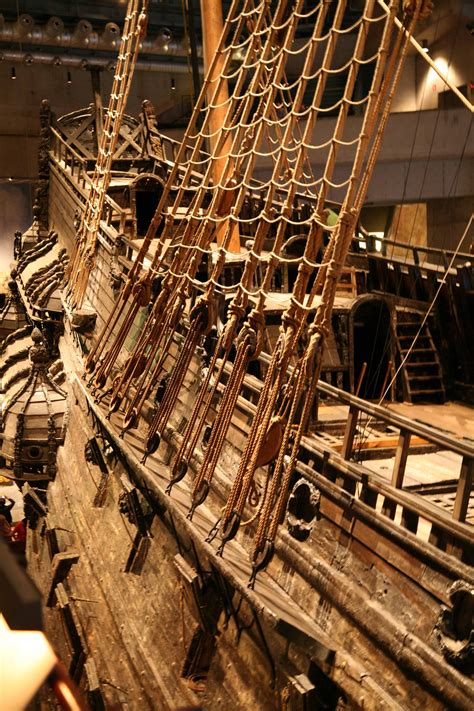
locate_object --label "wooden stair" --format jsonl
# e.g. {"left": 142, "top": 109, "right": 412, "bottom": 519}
{"left": 393, "top": 308, "right": 445, "bottom": 403}
{"left": 336, "top": 266, "right": 358, "bottom": 297}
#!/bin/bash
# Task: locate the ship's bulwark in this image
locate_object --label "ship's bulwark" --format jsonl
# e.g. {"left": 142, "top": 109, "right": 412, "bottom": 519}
{"left": 24, "top": 312, "right": 473, "bottom": 708}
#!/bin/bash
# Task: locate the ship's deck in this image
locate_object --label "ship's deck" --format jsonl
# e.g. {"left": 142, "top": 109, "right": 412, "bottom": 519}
{"left": 317, "top": 400, "right": 474, "bottom": 441}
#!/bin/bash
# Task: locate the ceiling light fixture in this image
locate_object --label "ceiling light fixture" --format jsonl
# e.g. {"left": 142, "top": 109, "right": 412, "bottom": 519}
{"left": 11, "top": 66, "right": 16, "bottom": 79}
{"left": 421, "top": 39, "right": 429, "bottom": 53}
{"left": 171, "top": 77, "right": 176, "bottom": 90}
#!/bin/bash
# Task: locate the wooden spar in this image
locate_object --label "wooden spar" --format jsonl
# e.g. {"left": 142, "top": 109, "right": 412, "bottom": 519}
{"left": 355, "top": 362, "right": 367, "bottom": 397}
{"left": 200, "top": 0, "right": 240, "bottom": 251}
{"left": 377, "top": 0, "right": 474, "bottom": 114}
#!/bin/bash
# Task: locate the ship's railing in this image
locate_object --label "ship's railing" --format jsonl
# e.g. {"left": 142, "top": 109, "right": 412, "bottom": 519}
{"left": 117, "top": 234, "right": 158, "bottom": 275}
{"left": 230, "top": 353, "right": 473, "bottom": 562}
{"left": 50, "top": 131, "right": 134, "bottom": 254}
{"left": 315, "top": 379, "right": 472, "bottom": 525}
{"left": 159, "top": 132, "right": 201, "bottom": 167}
{"left": 355, "top": 229, "right": 472, "bottom": 268}
{"left": 102, "top": 196, "right": 130, "bottom": 237}
{"left": 50, "top": 127, "right": 88, "bottom": 189}
{"left": 51, "top": 127, "right": 130, "bottom": 233}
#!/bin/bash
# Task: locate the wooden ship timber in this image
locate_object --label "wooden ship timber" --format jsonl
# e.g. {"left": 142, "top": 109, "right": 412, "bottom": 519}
{"left": 1, "top": 0, "right": 473, "bottom": 708}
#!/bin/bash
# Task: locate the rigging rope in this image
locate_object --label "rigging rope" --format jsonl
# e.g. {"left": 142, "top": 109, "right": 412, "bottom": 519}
{"left": 71, "top": 0, "right": 436, "bottom": 582}
{"left": 67, "top": 0, "right": 149, "bottom": 307}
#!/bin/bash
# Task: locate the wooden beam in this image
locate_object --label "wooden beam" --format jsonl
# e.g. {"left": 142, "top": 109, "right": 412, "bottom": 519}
{"left": 200, "top": 0, "right": 240, "bottom": 251}
{"left": 377, "top": 0, "right": 474, "bottom": 114}
{"left": 46, "top": 552, "right": 80, "bottom": 607}
{"left": 340, "top": 405, "right": 358, "bottom": 460}
{"left": 452, "top": 455, "right": 473, "bottom": 523}
{"left": 391, "top": 429, "right": 412, "bottom": 490}
{"left": 331, "top": 434, "right": 429, "bottom": 453}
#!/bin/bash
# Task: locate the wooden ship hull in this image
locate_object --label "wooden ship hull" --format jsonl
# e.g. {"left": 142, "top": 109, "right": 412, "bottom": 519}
{"left": 1, "top": 1, "right": 473, "bottom": 709}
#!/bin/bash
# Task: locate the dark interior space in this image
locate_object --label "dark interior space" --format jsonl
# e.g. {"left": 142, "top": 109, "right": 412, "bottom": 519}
{"left": 135, "top": 188, "right": 161, "bottom": 237}
{"left": 352, "top": 299, "right": 391, "bottom": 400}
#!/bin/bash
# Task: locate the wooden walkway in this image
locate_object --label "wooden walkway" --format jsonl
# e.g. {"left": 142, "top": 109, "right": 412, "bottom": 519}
{"left": 387, "top": 401, "right": 474, "bottom": 441}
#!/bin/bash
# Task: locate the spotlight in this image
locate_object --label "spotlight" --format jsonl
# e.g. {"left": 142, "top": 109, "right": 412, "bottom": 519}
{"left": 171, "top": 77, "right": 175, "bottom": 90}
{"left": 421, "top": 39, "right": 429, "bottom": 53}
{"left": 156, "top": 27, "right": 172, "bottom": 47}
{"left": 67, "top": 71, "right": 72, "bottom": 84}
{"left": 11, "top": 66, "right": 16, "bottom": 79}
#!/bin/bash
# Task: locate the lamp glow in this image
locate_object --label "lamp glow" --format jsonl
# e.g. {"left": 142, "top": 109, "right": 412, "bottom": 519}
{"left": 0, "top": 614, "right": 56, "bottom": 710}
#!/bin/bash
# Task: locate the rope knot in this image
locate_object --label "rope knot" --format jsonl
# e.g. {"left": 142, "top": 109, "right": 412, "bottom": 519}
{"left": 138, "top": 11, "right": 148, "bottom": 37}
{"left": 279, "top": 318, "right": 298, "bottom": 363}
{"left": 132, "top": 270, "right": 151, "bottom": 306}
{"left": 237, "top": 322, "right": 257, "bottom": 354}
{"left": 308, "top": 322, "right": 329, "bottom": 341}
{"left": 247, "top": 308, "right": 266, "bottom": 360}
{"left": 339, "top": 208, "right": 357, "bottom": 229}
{"left": 84, "top": 254, "right": 94, "bottom": 270}
{"left": 303, "top": 327, "right": 325, "bottom": 378}
{"left": 326, "top": 259, "right": 343, "bottom": 280}
{"left": 268, "top": 253, "right": 280, "bottom": 271}
{"left": 221, "top": 301, "right": 245, "bottom": 351}
{"left": 403, "top": 0, "right": 433, "bottom": 19}
{"left": 297, "top": 260, "right": 314, "bottom": 277}
{"left": 282, "top": 308, "right": 299, "bottom": 332}
{"left": 227, "top": 300, "right": 246, "bottom": 323}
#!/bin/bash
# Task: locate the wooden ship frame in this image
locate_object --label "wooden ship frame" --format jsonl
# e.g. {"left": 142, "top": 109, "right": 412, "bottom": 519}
{"left": 0, "top": 0, "right": 473, "bottom": 709}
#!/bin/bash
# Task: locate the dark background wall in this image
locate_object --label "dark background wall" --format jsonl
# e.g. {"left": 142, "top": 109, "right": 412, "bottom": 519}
{"left": 0, "top": 183, "right": 33, "bottom": 270}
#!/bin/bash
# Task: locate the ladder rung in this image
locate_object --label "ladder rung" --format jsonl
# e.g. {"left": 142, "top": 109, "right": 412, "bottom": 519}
{"left": 400, "top": 348, "right": 433, "bottom": 354}
{"left": 407, "top": 375, "right": 443, "bottom": 382}
{"left": 406, "top": 362, "right": 438, "bottom": 368}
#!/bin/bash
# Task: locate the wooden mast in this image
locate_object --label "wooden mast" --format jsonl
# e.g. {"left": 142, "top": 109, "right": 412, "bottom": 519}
{"left": 200, "top": 0, "right": 240, "bottom": 251}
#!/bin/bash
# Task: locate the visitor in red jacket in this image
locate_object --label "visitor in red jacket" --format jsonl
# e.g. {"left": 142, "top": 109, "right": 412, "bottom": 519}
{"left": 11, "top": 518, "right": 26, "bottom": 543}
